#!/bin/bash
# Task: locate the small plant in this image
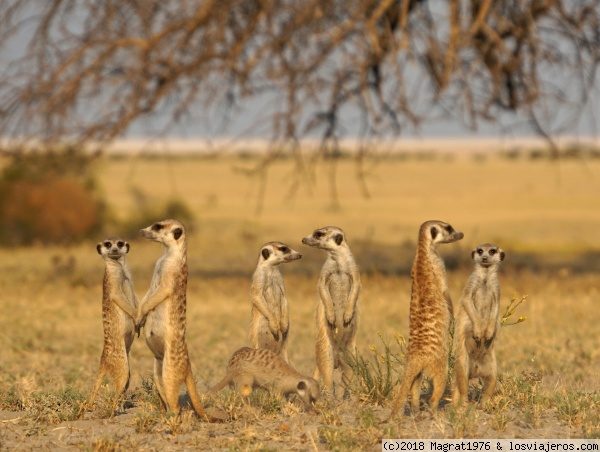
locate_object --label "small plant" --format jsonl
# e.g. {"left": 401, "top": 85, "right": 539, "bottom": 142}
{"left": 501, "top": 294, "right": 527, "bottom": 326}
{"left": 488, "top": 397, "right": 513, "bottom": 432}
{"left": 248, "top": 388, "right": 284, "bottom": 415}
{"left": 446, "top": 403, "right": 480, "bottom": 438}
{"left": 162, "top": 411, "right": 196, "bottom": 435}
{"left": 346, "top": 333, "right": 405, "bottom": 404}
{"left": 26, "top": 386, "right": 87, "bottom": 424}
{"left": 358, "top": 407, "right": 379, "bottom": 429}
{"left": 318, "top": 426, "right": 359, "bottom": 451}
{"left": 553, "top": 390, "right": 599, "bottom": 432}
{"left": 133, "top": 402, "right": 160, "bottom": 434}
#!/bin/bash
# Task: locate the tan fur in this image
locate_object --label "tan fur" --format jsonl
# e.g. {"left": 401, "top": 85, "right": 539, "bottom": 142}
{"left": 389, "top": 220, "right": 464, "bottom": 418}
{"left": 90, "top": 237, "right": 139, "bottom": 407}
{"left": 249, "top": 242, "right": 301, "bottom": 362}
{"left": 453, "top": 243, "right": 505, "bottom": 405}
{"left": 210, "top": 347, "right": 320, "bottom": 412}
{"left": 302, "top": 226, "right": 361, "bottom": 396}
{"left": 136, "top": 219, "right": 213, "bottom": 421}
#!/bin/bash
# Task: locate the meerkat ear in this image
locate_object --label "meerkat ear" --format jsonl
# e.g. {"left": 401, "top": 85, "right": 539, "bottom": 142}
{"left": 334, "top": 234, "right": 343, "bottom": 245}
{"left": 500, "top": 250, "right": 505, "bottom": 261}
{"left": 125, "top": 242, "right": 130, "bottom": 253}
{"left": 471, "top": 249, "right": 476, "bottom": 260}
{"left": 262, "top": 248, "right": 271, "bottom": 260}
{"left": 96, "top": 243, "right": 102, "bottom": 255}
{"left": 430, "top": 227, "right": 438, "bottom": 240}
{"left": 173, "top": 228, "right": 183, "bottom": 241}
{"left": 297, "top": 381, "right": 307, "bottom": 392}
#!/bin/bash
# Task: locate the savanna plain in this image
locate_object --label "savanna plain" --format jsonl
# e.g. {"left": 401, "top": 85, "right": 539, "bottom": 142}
{"left": 0, "top": 150, "right": 599, "bottom": 451}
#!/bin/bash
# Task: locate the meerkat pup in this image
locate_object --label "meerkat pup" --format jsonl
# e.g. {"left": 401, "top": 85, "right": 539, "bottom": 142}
{"left": 210, "top": 347, "right": 321, "bottom": 412}
{"left": 301, "top": 226, "right": 361, "bottom": 396}
{"left": 249, "top": 241, "right": 301, "bottom": 362}
{"left": 90, "top": 237, "right": 139, "bottom": 407}
{"left": 453, "top": 243, "right": 505, "bottom": 405}
{"left": 389, "top": 220, "right": 464, "bottom": 419}
{"left": 135, "top": 219, "right": 212, "bottom": 420}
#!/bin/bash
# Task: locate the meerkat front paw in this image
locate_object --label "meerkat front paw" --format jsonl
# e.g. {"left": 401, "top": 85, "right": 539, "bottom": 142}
{"left": 343, "top": 311, "right": 354, "bottom": 327}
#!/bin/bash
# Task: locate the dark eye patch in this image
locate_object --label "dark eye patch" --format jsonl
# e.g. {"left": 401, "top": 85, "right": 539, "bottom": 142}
{"left": 477, "top": 248, "right": 483, "bottom": 254}
{"left": 489, "top": 249, "right": 496, "bottom": 255}
{"left": 445, "top": 225, "right": 454, "bottom": 233}
{"left": 104, "top": 242, "right": 111, "bottom": 248}
{"left": 430, "top": 227, "right": 438, "bottom": 240}
{"left": 117, "top": 241, "right": 124, "bottom": 248}
{"left": 152, "top": 223, "right": 163, "bottom": 231}
{"left": 279, "top": 246, "right": 289, "bottom": 253}
{"left": 314, "top": 231, "right": 325, "bottom": 239}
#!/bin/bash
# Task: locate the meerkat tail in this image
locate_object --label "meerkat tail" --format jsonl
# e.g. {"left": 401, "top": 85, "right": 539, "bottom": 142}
{"left": 185, "top": 371, "right": 216, "bottom": 422}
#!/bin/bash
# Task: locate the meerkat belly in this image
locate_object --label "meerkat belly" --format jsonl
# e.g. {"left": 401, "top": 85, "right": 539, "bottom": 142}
{"left": 145, "top": 302, "right": 167, "bottom": 359}
{"left": 263, "top": 284, "right": 283, "bottom": 318}
{"left": 118, "top": 308, "right": 135, "bottom": 347}
{"left": 328, "top": 273, "right": 351, "bottom": 315}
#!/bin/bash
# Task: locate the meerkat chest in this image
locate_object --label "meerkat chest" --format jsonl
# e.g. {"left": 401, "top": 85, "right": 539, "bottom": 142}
{"left": 323, "top": 268, "right": 352, "bottom": 301}
{"left": 472, "top": 278, "right": 497, "bottom": 313}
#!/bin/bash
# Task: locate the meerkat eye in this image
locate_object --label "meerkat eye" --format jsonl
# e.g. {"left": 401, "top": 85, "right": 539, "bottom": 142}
{"left": 117, "top": 241, "right": 124, "bottom": 248}
{"left": 313, "top": 231, "right": 324, "bottom": 239}
{"left": 445, "top": 225, "right": 454, "bottom": 233}
{"left": 489, "top": 249, "right": 496, "bottom": 255}
{"left": 104, "top": 241, "right": 111, "bottom": 248}
{"left": 279, "top": 246, "right": 289, "bottom": 253}
{"left": 152, "top": 223, "right": 163, "bottom": 231}
{"left": 477, "top": 248, "right": 483, "bottom": 255}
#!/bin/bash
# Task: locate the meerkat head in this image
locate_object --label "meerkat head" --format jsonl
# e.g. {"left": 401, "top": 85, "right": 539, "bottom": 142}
{"left": 301, "top": 226, "right": 347, "bottom": 251}
{"left": 97, "top": 237, "right": 129, "bottom": 261}
{"left": 472, "top": 243, "right": 505, "bottom": 268}
{"left": 421, "top": 220, "right": 464, "bottom": 246}
{"left": 295, "top": 377, "right": 321, "bottom": 412}
{"left": 140, "top": 219, "right": 186, "bottom": 248}
{"left": 259, "top": 241, "right": 302, "bottom": 265}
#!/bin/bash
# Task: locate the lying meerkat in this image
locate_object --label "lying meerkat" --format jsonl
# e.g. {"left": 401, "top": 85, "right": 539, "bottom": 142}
{"left": 90, "top": 237, "right": 139, "bottom": 408}
{"left": 249, "top": 241, "right": 302, "bottom": 362}
{"left": 210, "top": 347, "right": 320, "bottom": 412}
{"left": 136, "top": 219, "right": 214, "bottom": 420}
{"left": 453, "top": 243, "right": 505, "bottom": 405}
{"left": 389, "top": 220, "right": 464, "bottom": 419}
{"left": 301, "top": 226, "right": 361, "bottom": 396}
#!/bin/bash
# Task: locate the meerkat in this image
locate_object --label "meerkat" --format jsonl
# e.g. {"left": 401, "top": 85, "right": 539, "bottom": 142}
{"left": 301, "top": 226, "right": 361, "bottom": 396}
{"left": 90, "top": 237, "right": 139, "bottom": 407}
{"left": 389, "top": 220, "right": 464, "bottom": 419}
{"left": 249, "top": 241, "right": 302, "bottom": 362}
{"left": 135, "top": 219, "right": 213, "bottom": 420}
{"left": 210, "top": 347, "right": 321, "bottom": 412}
{"left": 453, "top": 243, "right": 505, "bottom": 405}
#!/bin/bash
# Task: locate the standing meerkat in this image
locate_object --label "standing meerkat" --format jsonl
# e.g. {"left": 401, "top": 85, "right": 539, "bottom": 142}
{"left": 210, "top": 347, "right": 321, "bottom": 412}
{"left": 249, "top": 242, "right": 302, "bottom": 362}
{"left": 90, "top": 237, "right": 139, "bottom": 407}
{"left": 389, "top": 220, "right": 464, "bottom": 419}
{"left": 453, "top": 243, "right": 505, "bottom": 405}
{"left": 135, "top": 219, "right": 212, "bottom": 420}
{"left": 301, "top": 226, "right": 361, "bottom": 396}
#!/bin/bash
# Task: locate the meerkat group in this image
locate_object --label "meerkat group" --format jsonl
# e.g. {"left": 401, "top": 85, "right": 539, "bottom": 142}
{"left": 91, "top": 218, "right": 506, "bottom": 420}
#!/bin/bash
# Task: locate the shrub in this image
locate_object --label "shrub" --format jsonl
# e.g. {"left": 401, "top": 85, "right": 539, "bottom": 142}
{"left": 0, "top": 147, "right": 104, "bottom": 245}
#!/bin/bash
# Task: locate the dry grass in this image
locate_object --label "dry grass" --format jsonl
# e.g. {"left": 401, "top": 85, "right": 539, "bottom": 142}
{"left": 0, "top": 153, "right": 599, "bottom": 449}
